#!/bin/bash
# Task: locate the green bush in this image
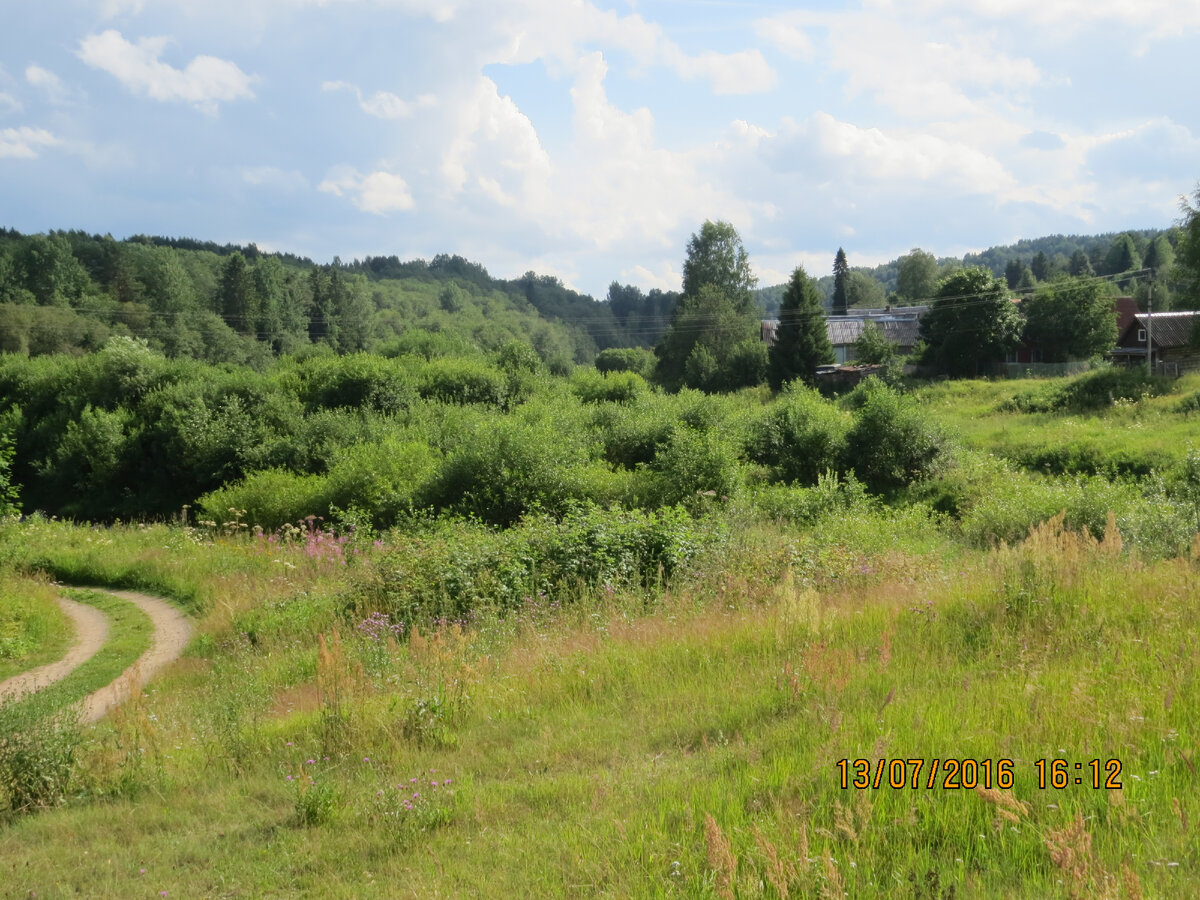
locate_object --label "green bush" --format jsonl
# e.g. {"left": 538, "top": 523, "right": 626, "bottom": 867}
{"left": 748, "top": 470, "right": 871, "bottom": 525}
{"left": 418, "top": 358, "right": 509, "bottom": 408}
{"left": 423, "top": 415, "right": 601, "bottom": 526}
{"left": 643, "top": 426, "right": 742, "bottom": 511}
{"left": 747, "top": 382, "right": 848, "bottom": 485}
{"left": 569, "top": 369, "right": 647, "bottom": 404}
{"left": 355, "top": 504, "right": 721, "bottom": 623}
{"left": 199, "top": 468, "right": 332, "bottom": 531}
{"left": 288, "top": 354, "right": 417, "bottom": 414}
{"left": 600, "top": 399, "right": 675, "bottom": 469}
{"left": 594, "top": 347, "right": 655, "bottom": 377}
{"left": 1002, "top": 366, "right": 1171, "bottom": 413}
{"left": 843, "top": 378, "right": 950, "bottom": 493}
{"left": 324, "top": 438, "right": 440, "bottom": 527}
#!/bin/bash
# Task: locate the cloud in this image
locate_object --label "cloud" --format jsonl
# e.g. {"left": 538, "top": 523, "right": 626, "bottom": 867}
{"left": 463, "top": 1, "right": 775, "bottom": 95}
{"left": 757, "top": 9, "right": 1042, "bottom": 120}
{"left": 0, "top": 126, "right": 61, "bottom": 159}
{"left": 25, "top": 65, "right": 74, "bottom": 104}
{"left": 621, "top": 262, "right": 681, "bottom": 293}
{"left": 753, "top": 18, "right": 815, "bottom": 61}
{"left": 77, "top": 30, "right": 254, "bottom": 113}
{"left": 319, "top": 166, "right": 415, "bottom": 213}
{"left": 895, "top": 0, "right": 1200, "bottom": 37}
{"left": 761, "top": 112, "right": 1016, "bottom": 195}
{"left": 322, "top": 80, "right": 436, "bottom": 119}
{"left": 0, "top": 93, "right": 21, "bottom": 116}
{"left": 433, "top": 52, "right": 749, "bottom": 256}
{"left": 440, "top": 75, "right": 551, "bottom": 197}
{"left": 667, "top": 48, "right": 776, "bottom": 96}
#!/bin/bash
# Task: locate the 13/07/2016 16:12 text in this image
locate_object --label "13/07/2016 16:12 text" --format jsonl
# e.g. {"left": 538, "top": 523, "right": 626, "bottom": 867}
{"left": 836, "top": 758, "right": 1123, "bottom": 790}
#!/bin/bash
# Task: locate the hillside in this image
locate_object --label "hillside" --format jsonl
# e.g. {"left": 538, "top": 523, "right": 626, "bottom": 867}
{"left": 0, "top": 229, "right": 679, "bottom": 367}
{"left": 756, "top": 227, "right": 1182, "bottom": 315}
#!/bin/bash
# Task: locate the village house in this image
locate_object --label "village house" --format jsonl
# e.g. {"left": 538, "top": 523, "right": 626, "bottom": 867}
{"left": 761, "top": 305, "right": 926, "bottom": 363}
{"left": 1110, "top": 310, "right": 1200, "bottom": 375}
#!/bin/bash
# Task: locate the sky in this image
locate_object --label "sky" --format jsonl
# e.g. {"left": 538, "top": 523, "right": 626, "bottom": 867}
{"left": 1, "top": 0, "right": 1198, "bottom": 298}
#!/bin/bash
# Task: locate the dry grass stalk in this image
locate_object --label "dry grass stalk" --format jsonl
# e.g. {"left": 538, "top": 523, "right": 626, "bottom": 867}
{"left": 1045, "top": 812, "right": 1093, "bottom": 895}
{"left": 752, "top": 824, "right": 799, "bottom": 899}
{"left": 1172, "top": 797, "right": 1188, "bottom": 832}
{"left": 833, "top": 799, "right": 857, "bottom": 844}
{"left": 820, "top": 855, "right": 844, "bottom": 900}
{"left": 704, "top": 813, "right": 737, "bottom": 900}
{"left": 1121, "top": 863, "right": 1143, "bottom": 900}
{"left": 976, "top": 784, "right": 1028, "bottom": 830}
{"left": 801, "top": 641, "right": 852, "bottom": 694}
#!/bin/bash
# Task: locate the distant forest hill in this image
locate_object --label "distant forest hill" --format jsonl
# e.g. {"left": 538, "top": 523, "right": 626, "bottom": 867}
{"left": 0, "top": 224, "right": 1185, "bottom": 366}
{"left": 755, "top": 227, "right": 1183, "bottom": 316}
{"left": 0, "top": 228, "right": 679, "bottom": 367}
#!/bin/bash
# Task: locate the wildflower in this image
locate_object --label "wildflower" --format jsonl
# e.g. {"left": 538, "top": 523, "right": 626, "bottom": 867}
{"left": 307, "top": 759, "right": 315, "bottom": 765}
{"left": 363, "top": 757, "right": 370, "bottom": 763}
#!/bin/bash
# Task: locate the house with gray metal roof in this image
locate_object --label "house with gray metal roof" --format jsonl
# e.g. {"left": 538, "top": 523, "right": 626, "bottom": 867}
{"left": 762, "top": 306, "right": 927, "bottom": 363}
{"left": 1111, "top": 310, "right": 1200, "bottom": 375}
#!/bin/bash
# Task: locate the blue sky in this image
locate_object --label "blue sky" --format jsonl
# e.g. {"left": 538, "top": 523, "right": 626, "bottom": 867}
{"left": 1, "top": 0, "right": 1197, "bottom": 298}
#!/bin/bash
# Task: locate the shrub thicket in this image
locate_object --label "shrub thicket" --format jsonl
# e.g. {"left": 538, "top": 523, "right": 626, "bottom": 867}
{"left": 842, "top": 378, "right": 950, "bottom": 493}
{"left": 747, "top": 382, "right": 848, "bottom": 485}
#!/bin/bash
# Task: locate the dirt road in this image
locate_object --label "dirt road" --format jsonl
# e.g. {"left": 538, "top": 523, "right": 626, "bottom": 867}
{"left": 0, "top": 588, "right": 192, "bottom": 724}
{"left": 0, "top": 597, "right": 110, "bottom": 704}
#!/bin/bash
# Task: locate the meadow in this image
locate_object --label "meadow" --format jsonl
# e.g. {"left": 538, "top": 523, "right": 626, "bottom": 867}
{"left": 0, "top": 363, "right": 1198, "bottom": 898}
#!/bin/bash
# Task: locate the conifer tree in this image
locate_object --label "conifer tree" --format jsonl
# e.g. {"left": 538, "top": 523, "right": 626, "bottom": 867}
{"left": 768, "top": 265, "right": 834, "bottom": 389}
{"left": 832, "top": 248, "right": 849, "bottom": 316}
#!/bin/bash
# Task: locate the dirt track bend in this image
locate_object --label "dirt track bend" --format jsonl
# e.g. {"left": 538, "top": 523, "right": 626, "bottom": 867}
{"left": 0, "top": 588, "right": 191, "bottom": 724}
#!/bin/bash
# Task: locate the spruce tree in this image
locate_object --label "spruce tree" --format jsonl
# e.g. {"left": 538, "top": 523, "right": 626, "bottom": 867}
{"left": 768, "top": 265, "right": 834, "bottom": 389}
{"left": 832, "top": 247, "right": 849, "bottom": 316}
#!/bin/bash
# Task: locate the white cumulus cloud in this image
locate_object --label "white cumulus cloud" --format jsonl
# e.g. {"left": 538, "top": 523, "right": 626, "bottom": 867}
{"left": 0, "top": 126, "right": 61, "bottom": 159}
{"left": 319, "top": 166, "right": 415, "bottom": 214}
{"left": 322, "top": 80, "right": 437, "bottom": 119}
{"left": 77, "top": 30, "right": 255, "bottom": 113}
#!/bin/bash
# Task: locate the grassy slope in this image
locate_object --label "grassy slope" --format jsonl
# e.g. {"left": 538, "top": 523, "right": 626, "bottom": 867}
{"left": 916, "top": 373, "right": 1200, "bottom": 477}
{"left": 0, "top": 509, "right": 1195, "bottom": 899}
{"left": 0, "top": 576, "right": 69, "bottom": 681}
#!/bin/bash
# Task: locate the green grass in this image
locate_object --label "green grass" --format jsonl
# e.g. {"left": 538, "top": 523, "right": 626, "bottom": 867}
{"left": 0, "top": 576, "right": 69, "bottom": 681}
{"left": 0, "top": 511, "right": 1195, "bottom": 898}
{"left": 915, "top": 372, "right": 1200, "bottom": 479}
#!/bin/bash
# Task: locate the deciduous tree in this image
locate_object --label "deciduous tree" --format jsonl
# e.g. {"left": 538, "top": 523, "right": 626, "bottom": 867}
{"left": 1022, "top": 276, "right": 1118, "bottom": 361}
{"left": 919, "top": 267, "right": 1021, "bottom": 377}
{"left": 896, "top": 248, "right": 938, "bottom": 302}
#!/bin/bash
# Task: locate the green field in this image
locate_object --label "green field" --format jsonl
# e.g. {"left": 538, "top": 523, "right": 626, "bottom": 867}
{"left": 1, "top": 367, "right": 1198, "bottom": 898}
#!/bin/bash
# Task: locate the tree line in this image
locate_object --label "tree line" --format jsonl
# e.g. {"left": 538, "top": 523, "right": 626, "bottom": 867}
{"left": 0, "top": 230, "right": 679, "bottom": 366}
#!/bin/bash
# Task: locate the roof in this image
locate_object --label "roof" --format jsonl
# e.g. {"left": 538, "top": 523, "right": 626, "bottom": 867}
{"left": 1116, "top": 311, "right": 1200, "bottom": 349}
{"left": 826, "top": 317, "right": 921, "bottom": 347}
